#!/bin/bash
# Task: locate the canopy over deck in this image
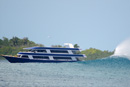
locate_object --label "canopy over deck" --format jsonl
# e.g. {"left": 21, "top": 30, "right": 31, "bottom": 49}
{"left": 24, "top": 47, "right": 81, "bottom": 51}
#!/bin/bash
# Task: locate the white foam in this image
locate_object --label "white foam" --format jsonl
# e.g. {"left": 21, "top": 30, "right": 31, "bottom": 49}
{"left": 113, "top": 38, "right": 130, "bottom": 59}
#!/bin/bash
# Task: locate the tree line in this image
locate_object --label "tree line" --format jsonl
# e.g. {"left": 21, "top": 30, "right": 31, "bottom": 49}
{"left": 0, "top": 37, "right": 114, "bottom": 60}
{"left": 0, "top": 37, "right": 43, "bottom": 55}
{"left": 81, "top": 48, "right": 114, "bottom": 60}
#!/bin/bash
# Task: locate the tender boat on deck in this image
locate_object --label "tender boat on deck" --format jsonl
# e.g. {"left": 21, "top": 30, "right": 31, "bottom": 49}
{"left": 2, "top": 43, "right": 86, "bottom": 63}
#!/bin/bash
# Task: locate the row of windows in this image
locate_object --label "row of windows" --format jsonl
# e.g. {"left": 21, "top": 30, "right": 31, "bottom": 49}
{"left": 51, "top": 50, "right": 68, "bottom": 53}
{"left": 21, "top": 55, "right": 72, "bottom": 60}
{"left": 33, "top": 56, "right": 49, "bottom": 59}
{"left": 30, "top": 50, "right": 78, "bottom": 54}
{"left": 53, "top": 57, "right": 71, "bottom": 59}
{"left": 33, "top": 56, "right": 72, "bottom": 59}
{"left": 21, "top": 55, "right": 28, "bottom": 58}
{"left": 30, "top": 50, "right": 46, "bottom": 53}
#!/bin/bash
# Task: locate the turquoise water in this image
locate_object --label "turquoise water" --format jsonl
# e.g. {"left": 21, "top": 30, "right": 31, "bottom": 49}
{"left": 0, "top": 57, "right": 130, "bottom": 87}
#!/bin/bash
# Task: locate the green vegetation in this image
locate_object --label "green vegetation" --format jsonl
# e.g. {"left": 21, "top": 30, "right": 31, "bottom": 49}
{"left": 0, "top": 37, "right": 114, "bottom": 60}
{"left": 74, "top": 44, "right": 80, "bottom": 48}
{"left": 0, "top": 37, "right": 43, "bottom": 55}
{"left": 81, "top": 48, "right": 114, "bottom": 60}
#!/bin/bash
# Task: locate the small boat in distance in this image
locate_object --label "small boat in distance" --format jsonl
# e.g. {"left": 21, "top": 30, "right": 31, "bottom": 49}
{"left": 2, "top": 43, "right": 86, "bottom": 63}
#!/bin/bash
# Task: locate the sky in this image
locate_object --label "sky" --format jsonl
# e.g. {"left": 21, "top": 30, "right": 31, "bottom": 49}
{"left": 0, "top": 0, "right": 130, "bottom": 51}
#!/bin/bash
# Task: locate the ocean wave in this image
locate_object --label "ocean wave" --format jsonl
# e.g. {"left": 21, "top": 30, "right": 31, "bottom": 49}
{"left": 78, "top": 56, "right": 130, "bottom": 68}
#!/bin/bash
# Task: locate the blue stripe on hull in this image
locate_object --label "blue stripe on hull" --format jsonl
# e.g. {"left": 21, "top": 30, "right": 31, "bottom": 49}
{"left": 3, "top": 56, "right": 77, "bottom": 63}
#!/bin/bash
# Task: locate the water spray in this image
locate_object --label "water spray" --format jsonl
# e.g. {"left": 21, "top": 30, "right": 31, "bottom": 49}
{"left": 113, "top": 38, "right": 130, "bottom": 59}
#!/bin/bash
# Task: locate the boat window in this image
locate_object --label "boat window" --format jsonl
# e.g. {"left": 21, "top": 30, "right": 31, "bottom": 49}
{"left": 21, "top": 55, "right": 28, "bottom": 58}
{"left": 51, "top": 50, "right": 68, "bottom": 53}
{"left": 30, "top": 50, "right": 35, "bottom": 52}
{"left": 33, "top": 56, "right": 49, "bottom": 59}
{"left": 53, "top": 57, "right": 71, "bottom": 59}
{"left": 37, "top": 50, "right": 46, "bottom": 52}
{"left": 17, "top": 55, "right": 21, "bottom": 58}
{"left": 72, "top": 51, "right": 81, "bottom": 54}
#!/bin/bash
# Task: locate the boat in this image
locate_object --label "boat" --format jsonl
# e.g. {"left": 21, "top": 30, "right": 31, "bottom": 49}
{"left": 2, "top": 43, "right": 86, "bottom": 63}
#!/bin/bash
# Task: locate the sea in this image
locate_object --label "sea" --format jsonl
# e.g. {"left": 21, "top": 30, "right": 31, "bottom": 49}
{"left": 0, "top": 56, "right": 130, "bottom": 87}
{"left": 1, "top": 39, "right": 130, "bottom": 87}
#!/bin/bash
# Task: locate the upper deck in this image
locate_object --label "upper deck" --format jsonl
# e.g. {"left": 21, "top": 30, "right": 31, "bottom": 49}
{"left": 17, "top": 43, "right": 86, "bottom": 61}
